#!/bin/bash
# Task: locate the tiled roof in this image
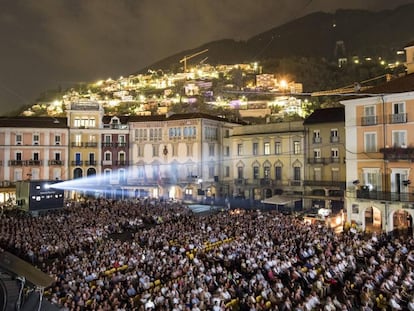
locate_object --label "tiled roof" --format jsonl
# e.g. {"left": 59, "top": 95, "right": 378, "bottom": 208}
{"left": 303, "top": 107, "right": 344, "bottom": 125}
{"left": 127, "top": 115, "right": 167, "bottom": 122}
{"left": 167, "top": 112, "right": 231, "bottom": 122}
{"left": 127, "top": 113, "right": 242, "bottom": 124}
{"left": 0, "top": 117, "right": 68, "bottom": 128}
{"left": 404, "top": 40, "right": 414, "bottom": 48}
{"left": 365, "top": 73, "right": 414, "bottom": 94}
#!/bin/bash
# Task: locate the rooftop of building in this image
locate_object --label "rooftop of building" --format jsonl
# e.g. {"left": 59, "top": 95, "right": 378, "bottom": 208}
{"left": 365, "top": 72, "right": 414, "bottom": 94}
{"left": 127, "top": 112, "right": 244, "bottom": 124}
{"left": 303, "top": 106, "right": 345, "bottom": 125}
{"left": 0, "top": 117, "right": 68, "bottom": 128}
{"left": 404, "top": 41, "right": 414, "bottom": 48}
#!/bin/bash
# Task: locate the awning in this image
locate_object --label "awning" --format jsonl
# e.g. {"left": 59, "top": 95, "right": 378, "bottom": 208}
{"left": 261, "top": 195, "right": 293, "bottom": 205}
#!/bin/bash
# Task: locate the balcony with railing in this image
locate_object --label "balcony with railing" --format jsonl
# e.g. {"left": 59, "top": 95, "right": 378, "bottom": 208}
{"left": 389, "top": 113, "right": 407, "bottom": 124}
{"left": 71, "top": 160, "right": 84, "bottom": 166}
{"left": 9, "top": 160, "right": 43, "bottom": 166}
{"left": 289, "top": 180, "right": 302, "bottom": 187}
{"left": 26, "top": 160, "right": 42, "bottom": 166}
{"left": 115, "top": 160, "right": 129, "bottom": 166}
{"left": 260, "top": 178, "right": 274, "bottom": 186}
{"left": 313, "top": 137, "right": 322, "bottom": 144}
{"left": 115, "top": 142, "right": 128, "bottom": 147}
{"left": 304, "top": 180, "right": 346, "bottom": 189}
{"left": 236, "top": 178, "right": 275, "bottom": 187}
{"left": 101, "top": 142, "right": 113, "bottom": 147}
{"left": 328, "top": 157, "right": 345, "bottom": 164}
{"left": 379, "top": 147, "right": 414, "bottom": 161}
{"left": 85, "top": 160, "right": 97, "bottom": 166}
{"left": 8, "top": 160, "right": 24, "bottom": 166}
{"left": 0, "top": 181, "right": 12, "bottom": 188}
{"left": 126, "top": 178, "right": 158, "bottom": 186}
{"left": 234, "top": 178, "right": 247, "bottom": 185}
{"left": 103, "top": 123, "right": 128, "bottom": 130}
{"left": 330, "top": 136, "right": 339, "bottom": 143}
{"left": 361, "top": 115, "right": 378, "bottom": 126}
{"left": 84, "top": 142, "right": 98, "bottom": 148}
{"left": 71, "top": 142, "right": 83, "bottom": 147}
{"left": 246, "top": 178, "right": 261, "bottom": 186}
{"left": 357, "top": 190, "right": 414, "bottom": 202}
{"left": 307, "top": 157, "right": 327, "bottom": 165}
{"left": 48, "top": 160, "right": 64, "bottom": 166}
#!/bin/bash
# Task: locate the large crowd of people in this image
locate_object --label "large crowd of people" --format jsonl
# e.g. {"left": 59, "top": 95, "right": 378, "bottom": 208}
{"left": 1, "top": 198, "right": 414, "bottom": 311}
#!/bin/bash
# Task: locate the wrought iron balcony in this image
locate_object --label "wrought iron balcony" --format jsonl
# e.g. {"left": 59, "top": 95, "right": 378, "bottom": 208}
{"left": 328, "top": 157, "right": 344, "bottom": 164}
{"left": 307, "top": 157, "right": 327, "bottom": 164}
{"left": 234, "top": 178, "right": 247, "bottom": 185}
{"left": 84, "top": 142, "right": 98, "bottom": 148}
{"left": 304, "top": 180, "right": 346, "bottom": 189}
{"left": 330, "top": 136, "right": 339, "bottom": 143}
{"left": 328, "top": 189, "right": 344, "bottom": 197}
{"left": 289, "top": 180, "right": 302, "bottom": 186}
{"left": 26, "top": 160, "right": 42, "bottom": 166}
{"left": 0, "top": 181, "right": 12, "bottom": 188}
{"left": 8, "top": 160, "right": 24, "bottom": 166}
{"left": 246, "top": 178, "right": 261, "bottom": 186}
{"left": 8, "top": 160, "right": 43, "bottom": 166}
{"left": 71, "top": 160, "right": 83, "bottom": 166}
{"left": 260, "top": 178, "right": 274, "bottom": 186}
{"left": 85, "top": 161, "right": 97, "bottom": 166}
{"left": 115, "top": 160, "right": 129, "bottom": 166}
{"left": 379, "top": 147, "right": 414, "bottom": 161}
{"left": 127, "top": 178, "right": 157, "bottom": 186}
{"left": 357, "top": 190, "right": 414, "bottom": 202}
{"left": 389, "top": 113, "right": 407, "bottom": 124}
{"left": 313, "top": 137, "right": 322, "bottom": 144}
{"left": 101, "top": 142, "right": 113, "bottom": 147}
{"left": 104, "top": 123, "right": 128, "bottom": 129}
{"left": 48, "top": 160, "right": 64, "bottom": 166}
{"left": 361, "top": 115, "right": 378, "bottom": 126}
{"left": 71, "top": 142, "right": 83, "bottom": 147}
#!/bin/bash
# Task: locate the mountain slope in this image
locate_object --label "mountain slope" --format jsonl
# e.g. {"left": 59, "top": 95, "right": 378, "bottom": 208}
{"left": 142, "top": 4, "right": 414, "bottom": 72}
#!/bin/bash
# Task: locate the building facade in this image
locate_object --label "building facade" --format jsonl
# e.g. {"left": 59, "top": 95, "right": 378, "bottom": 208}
{"left": 303, "top": 107, "right": 346, "bottom": 214}
{"left": 230, "top": 121, "right": 305, "bottom": 208}
{"left": 66, "top": 101, "right": 104, "bottom": 180}
{"left": 0, "top": 116, "right": 69, "bottom": 205}
{"left": 342, "top": 71, "right": 414, "bottom": 233}
{"left": 128, "top": 113, "right": 240, "bottom": 201}
{"left": 100, "top": 116, "right": 130, "bottom": 198}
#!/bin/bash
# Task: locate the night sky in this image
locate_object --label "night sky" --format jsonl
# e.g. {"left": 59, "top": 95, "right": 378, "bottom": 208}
{"left": 1, "top": 0, "right": 412, "bottom": 116}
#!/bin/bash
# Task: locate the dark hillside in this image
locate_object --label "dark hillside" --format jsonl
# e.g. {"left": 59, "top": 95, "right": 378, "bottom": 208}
{"left": 140, "top": 4, "right": 414, "bottom": 72}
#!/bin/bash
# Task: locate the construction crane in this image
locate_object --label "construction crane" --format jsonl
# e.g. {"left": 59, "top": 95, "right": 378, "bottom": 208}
{"left": 199, "top": 57, "right": 208, "bottom": 65}
{"left": 179, "top": 49, "right": 208, "bottom": 72}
